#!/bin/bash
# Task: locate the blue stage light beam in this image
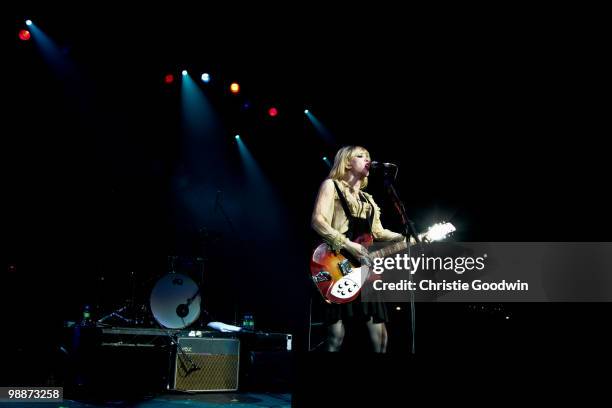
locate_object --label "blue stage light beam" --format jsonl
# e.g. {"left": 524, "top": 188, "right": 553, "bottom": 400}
{"left": 234, "top": 136, "right": 287, "bottom": 237}
{"left": 180, "top": 71, "right": 223, "bottom": 146}
{"left": 235, "top": 136, "right": 268, "bottom": 189}
{"left": 174, "top": 71, "right": 231, "bottom": 236}
{"left": 24, "top": 21, "right": 95, "bottom": 121}
{"left": 305, "top": 110, "right": 335, "bottom": 144}
{"left": 26, "top": 21, "right": 78, "bottom": 82}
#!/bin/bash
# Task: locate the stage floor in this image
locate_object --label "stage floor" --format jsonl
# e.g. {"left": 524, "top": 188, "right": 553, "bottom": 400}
{"left": 5, "top": 392, "right": 291, "bottom": 407}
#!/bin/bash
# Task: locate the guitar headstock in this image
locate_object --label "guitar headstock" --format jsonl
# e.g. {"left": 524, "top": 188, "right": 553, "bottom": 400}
{"left": 422, "top": 222, "right": 456, "bottom": 242}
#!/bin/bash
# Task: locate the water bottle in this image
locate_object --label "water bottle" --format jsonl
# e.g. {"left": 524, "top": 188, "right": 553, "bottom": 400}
{"left": 242, "top": 313, "right": 255, "bottom": 331}
{"left": 81, "top": 304, "right": 93, "bottom": 327}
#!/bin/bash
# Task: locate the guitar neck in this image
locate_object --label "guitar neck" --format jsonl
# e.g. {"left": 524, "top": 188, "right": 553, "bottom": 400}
{"left": 369, "top": 231, "right": 429, "bottom": 258}
{"left": 369, "top": 240, "right": 410, "bottom": 259}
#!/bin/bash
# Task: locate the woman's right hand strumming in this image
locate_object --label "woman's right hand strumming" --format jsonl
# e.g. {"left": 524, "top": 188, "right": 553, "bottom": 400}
{"left": 344, "top": 241, "right": 369, "bottom": 260}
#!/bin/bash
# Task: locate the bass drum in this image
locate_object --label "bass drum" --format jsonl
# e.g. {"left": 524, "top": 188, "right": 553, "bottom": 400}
{"left": 149, "top": 273, "right": 201, "bottom": 329}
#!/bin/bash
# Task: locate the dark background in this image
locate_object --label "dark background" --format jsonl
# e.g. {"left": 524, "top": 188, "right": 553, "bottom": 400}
{"left": 3, "top": 4, "right": 611, "bottom": 389}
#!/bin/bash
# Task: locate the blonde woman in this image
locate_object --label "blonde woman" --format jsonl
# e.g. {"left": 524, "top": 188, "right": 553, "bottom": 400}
{"left": 312, "top": 146, "right": 405, "bottom": 353}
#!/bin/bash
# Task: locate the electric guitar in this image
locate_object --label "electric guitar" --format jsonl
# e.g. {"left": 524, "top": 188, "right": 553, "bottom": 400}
{"left": 310, "top": 222, "right": 456, "bottom": 304}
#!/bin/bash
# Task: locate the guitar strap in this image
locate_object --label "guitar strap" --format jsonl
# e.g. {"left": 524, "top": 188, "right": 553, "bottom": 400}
{"left": 332, "top": 180, "right": 356, "bottom": 226}
{"left": 332, "top": 180, "right": 375, "bottom": 237}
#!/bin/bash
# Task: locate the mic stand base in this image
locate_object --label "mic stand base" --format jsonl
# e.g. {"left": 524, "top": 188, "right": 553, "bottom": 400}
{"left": 154, "top": 324, "right": 201, "bottom": 391}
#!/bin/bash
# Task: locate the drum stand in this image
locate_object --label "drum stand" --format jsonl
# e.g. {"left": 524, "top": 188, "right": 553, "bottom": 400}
{"left": 97, "top": 305, "right": 132, "bottom": 325}
{"left": 96, "top": 271, "right": 141, "bottom": 326}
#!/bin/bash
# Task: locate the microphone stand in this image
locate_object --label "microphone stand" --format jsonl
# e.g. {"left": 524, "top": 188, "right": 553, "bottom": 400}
{"left": 159, "top": 325, "right": 200, "bottom": 392}
{"left": 214, "top": 190, "right": 250, "bottom": 259}
{"left": 214, "top": 190, "right": 241, "bottom": 242}
{"left": 171, "top": 332, "right": 201, "bottom": 375}
{"left": 383, "top": 171, "right": 419, "bottom": 354}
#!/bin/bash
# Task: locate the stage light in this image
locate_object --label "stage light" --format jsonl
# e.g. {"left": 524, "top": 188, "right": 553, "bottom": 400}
{"left": 230, "top": 82, "right": 240, "bottom": 94}
{"left": 18, "top": 30, "right": 31, "bottom": 41}
{"left": 322, "top": 156, "right": 327, "bottom": 161}
{"left": 182, "top": 70, "right": 188, "bottom": 76}
{"left": 235, "top": 134, "right": 240, "bottom": 140}
{"left": 425, "top": 222, "right": 455, "bottom": 242}
{"left": 304, "top": 109, "right": 309, "bottom": 114}
{"left": 268, "top": 107, "right": 278, "bottom": 117}
{"left": 201, "top": 73, "right": 210, "bottom": 83}
{"left": 164, "top": 74, "right": 174, "bottom": 84}
{"left": 25, "top": 20, "right": 32, "bottom": 26}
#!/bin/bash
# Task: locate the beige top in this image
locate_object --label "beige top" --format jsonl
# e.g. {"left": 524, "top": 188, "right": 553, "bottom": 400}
{"left": 311, "top": 179, "right": 405, "bottom": 251}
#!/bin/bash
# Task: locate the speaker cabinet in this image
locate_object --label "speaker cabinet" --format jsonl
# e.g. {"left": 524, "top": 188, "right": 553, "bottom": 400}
{"left": 171, "top": 337, "right": 240, "bottom": 392}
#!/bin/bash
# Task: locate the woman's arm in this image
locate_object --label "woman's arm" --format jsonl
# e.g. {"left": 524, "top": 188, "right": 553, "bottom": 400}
{"left": 311, "top": 179, "right": 368, "bottom": 257}
{"left": 311, "top": 179, "right": 349, "bottom": 251}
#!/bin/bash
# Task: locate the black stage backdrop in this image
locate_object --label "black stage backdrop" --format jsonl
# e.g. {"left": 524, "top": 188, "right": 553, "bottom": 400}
{"left": 3, "top": 4, "right": 611, "bottom": 394}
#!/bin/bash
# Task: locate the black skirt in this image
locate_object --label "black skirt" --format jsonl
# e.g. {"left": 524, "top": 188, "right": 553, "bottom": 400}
{"left": 323, "top": 298, "right": 388, "bottom": 324}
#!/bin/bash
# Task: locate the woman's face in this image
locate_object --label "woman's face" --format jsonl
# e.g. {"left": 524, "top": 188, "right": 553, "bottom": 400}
{"left": 348, "top": 149, "right": 371, "bottom": 178}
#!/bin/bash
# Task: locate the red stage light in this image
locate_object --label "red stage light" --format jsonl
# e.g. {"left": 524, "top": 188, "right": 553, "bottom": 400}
{"left": 164, "top": 74, "right": 174, "bottom": 84}
{"left": 230, "top": 82, "right": 240, "bottom": 94}
{"left": 268, "top": 107, "right": 278, "bottom": 117}
{"left": 19, "top": 30, "right": 31, "bottom": 41}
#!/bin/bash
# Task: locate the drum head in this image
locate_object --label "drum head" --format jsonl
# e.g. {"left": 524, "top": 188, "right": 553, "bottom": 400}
{"left": 150, "top": 273, "right": 201, "bottom": 329}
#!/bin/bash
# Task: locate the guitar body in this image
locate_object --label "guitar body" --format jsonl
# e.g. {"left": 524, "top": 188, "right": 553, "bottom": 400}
{"left": 310, "top": 234, "right": 373, "bottom": 304}
{"left": 310, "top": 222, "right": 456, "bottom": 304}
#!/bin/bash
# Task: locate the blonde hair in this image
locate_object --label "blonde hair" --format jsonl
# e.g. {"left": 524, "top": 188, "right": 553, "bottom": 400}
{"left": 327, "top": 145, "right": 370, "bottom": 189}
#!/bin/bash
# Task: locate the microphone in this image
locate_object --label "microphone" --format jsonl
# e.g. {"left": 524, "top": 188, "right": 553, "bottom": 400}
{"left": 370, "top": 161, "right": 398, "bottom": 169}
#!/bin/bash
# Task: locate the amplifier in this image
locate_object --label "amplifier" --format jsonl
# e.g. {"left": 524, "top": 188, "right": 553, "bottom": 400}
{"left": 170, "top": 337, "right": 240, "bottom": 392}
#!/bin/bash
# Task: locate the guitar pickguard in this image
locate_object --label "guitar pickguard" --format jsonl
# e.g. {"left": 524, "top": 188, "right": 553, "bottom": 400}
{"left": 329, "top": 268, "right": 362, "bottom": 300}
